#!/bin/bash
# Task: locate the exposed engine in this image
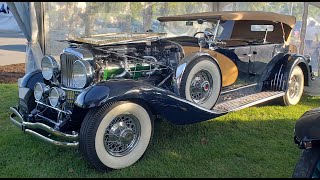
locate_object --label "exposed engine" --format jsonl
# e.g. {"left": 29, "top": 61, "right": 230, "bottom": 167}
{"left": 89, "top": 41, "right": 182, "bottom": 87}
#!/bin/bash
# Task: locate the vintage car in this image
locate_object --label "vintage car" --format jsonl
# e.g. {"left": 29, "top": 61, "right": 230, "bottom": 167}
{"left": 9, "top": 11, "right": 315, "bottom": 172}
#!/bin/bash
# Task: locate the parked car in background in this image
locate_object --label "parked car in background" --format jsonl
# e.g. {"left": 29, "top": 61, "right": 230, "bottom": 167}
{"left": 292, "top": 107, "right": 320, "bottom": 178}
{"left": 10, "top": 11, "right": 315, "bottom": 172}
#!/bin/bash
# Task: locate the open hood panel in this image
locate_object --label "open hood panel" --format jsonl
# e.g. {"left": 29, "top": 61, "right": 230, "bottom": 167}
{"left": 63, "top": 32, "right": 167, "bottom": 46}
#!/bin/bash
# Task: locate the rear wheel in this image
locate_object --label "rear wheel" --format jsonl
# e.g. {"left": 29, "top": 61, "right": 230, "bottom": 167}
{"left": 283, "top": 65, "right": 304, "bottom": 106}
{"left": 79, "top": 101, "right": 154, "bottom": 172}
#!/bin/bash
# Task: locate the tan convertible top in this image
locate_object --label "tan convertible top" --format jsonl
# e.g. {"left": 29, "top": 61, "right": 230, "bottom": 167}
{"left": 157, "top": 11, "right": 296, "bottom": 28}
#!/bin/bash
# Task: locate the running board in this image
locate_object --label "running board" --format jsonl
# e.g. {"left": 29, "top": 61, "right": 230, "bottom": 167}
{"left": 213, "top": 91, "right": 285, "bottom": 112}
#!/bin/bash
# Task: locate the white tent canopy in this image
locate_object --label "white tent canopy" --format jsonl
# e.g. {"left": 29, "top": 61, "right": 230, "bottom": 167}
{"left": 7, "top": 2, "right": 43, "bottom": 73}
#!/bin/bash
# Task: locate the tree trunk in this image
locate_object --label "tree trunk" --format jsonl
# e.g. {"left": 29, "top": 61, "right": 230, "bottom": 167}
{"left": 210, "top": 2, "right": 219, "bottom": 12}
{"left": 143, "top": 2, "right": 153, "bottom": 32}
{"left": 299, "top": 2, "right": 309, "bottom": 55}
{"left": 124, "top": 2, "right": 131, "bottom": 32}
{"left": 67, "top": 2, "right": 75, "bottom": 34}
{"left": 233, "top": 2, "right": 237, "bottom": 11}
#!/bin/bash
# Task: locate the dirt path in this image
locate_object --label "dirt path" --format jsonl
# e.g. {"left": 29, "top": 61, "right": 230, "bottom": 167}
{"left": 0, "top": 63, "right": 25, "bottom": 83}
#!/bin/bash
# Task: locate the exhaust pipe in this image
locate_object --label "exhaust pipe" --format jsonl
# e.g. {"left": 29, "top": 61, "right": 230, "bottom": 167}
{"left": 9, "top": 107, "right": 79, "bottom": 148}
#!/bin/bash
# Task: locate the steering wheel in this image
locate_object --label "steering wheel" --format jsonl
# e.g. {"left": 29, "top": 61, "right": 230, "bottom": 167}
{"left": 193, "top": 31, "right": 204, "bottom": 37}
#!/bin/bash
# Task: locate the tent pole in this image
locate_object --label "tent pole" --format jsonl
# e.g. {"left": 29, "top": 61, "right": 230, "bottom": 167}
{"left": 299, "top": 2, "right": 308, "bottom": 55}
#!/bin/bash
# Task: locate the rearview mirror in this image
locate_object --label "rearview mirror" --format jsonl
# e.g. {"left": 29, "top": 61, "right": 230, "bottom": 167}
{"left": 251, "top": 25, "right": 274, "bottom": 32}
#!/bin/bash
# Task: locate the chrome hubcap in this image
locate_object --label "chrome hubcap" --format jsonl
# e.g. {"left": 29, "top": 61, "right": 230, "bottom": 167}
{"left": 288, "top": 75, "right": 300, "bottom": 98}
{"left": 190, "top": 70, "right": 213, "bottom": 104}
{"left": 104, "top": 114, "right": 141, "bottom": 157}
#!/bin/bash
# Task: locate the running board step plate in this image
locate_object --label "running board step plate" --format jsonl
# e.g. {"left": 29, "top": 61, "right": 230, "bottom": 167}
{"left": 213, "top": 91, "right": 285, "bottom": 112}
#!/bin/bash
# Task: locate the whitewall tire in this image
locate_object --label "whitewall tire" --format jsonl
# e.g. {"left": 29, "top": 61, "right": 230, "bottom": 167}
{"left": 283, "top": 65, "right": 304, "bottom": 106}
{"left": 79, "top": 101, "right": 153, "bottom": 172}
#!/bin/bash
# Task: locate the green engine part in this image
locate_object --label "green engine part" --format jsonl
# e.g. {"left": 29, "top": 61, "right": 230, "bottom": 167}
{"left": 103, "top": 64, "right": 153, "bottom": 80}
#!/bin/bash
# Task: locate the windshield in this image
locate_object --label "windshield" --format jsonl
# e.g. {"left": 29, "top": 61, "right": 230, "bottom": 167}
{"left": 157, "top": 20, "right": 233, "bottom": 39}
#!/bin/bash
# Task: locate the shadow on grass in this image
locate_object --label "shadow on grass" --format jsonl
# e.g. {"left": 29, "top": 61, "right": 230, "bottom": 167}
{"left": 0, "top": 93, "right": 318, "bottom": 178}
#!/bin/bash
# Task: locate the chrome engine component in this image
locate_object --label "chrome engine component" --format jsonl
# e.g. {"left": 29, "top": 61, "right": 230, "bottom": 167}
{"left": 32, "top": 41, "right": 182, "bottom": 134}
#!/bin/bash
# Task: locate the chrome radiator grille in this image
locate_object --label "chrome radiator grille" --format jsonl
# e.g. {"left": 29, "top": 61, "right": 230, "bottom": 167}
{"left": 60, "top": 53, "right": 78, "bottom": 88}
{"left": 64, "top": 89, "right": 80, "bottom": 109}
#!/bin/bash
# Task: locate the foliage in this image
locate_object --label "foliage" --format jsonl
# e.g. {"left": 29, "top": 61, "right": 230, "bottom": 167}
{"left": 1, "top": 83, "right": 320, "bottom": 177}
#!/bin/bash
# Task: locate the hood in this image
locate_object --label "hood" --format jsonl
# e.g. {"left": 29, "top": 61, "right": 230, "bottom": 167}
{"left": 65, "top": 33, "right": 167, "bottom": 46}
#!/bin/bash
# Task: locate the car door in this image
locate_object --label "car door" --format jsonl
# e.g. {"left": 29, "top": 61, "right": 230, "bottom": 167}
{"left": 232, "top": 46, "right": 255, "bottom": 85}
{"left": 249, "top": 44, "right": 278, "bottom": 76}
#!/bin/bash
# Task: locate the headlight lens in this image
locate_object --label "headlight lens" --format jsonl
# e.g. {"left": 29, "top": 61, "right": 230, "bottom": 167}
{"left": 72, "top": 60, "right": 93, "bottom": 88}
{"left": 41, "top": 55, "right": 59, "bottom": 80}
{"left": 49, "top": 87, "right": 65, "bottom": 107}
{"left": 34, "top": 83, "right": 44, "bottom": 101}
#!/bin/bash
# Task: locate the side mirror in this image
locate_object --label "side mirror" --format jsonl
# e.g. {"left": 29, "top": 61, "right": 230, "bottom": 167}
{"left": 204, "top": 28, "right": 215, "bottom": 37}
{"left": 198, "top": 37, "right": 207, "bottom": 48}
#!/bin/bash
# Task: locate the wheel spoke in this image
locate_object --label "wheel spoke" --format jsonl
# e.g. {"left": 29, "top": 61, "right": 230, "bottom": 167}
{"left": 189, "top": 70, "right": 213, "bottom": 104}
{"left": 103, "top": 114, "right": 141, "bottom": 157}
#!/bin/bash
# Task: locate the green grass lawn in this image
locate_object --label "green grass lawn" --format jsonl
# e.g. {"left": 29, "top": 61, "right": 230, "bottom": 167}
{"left": 0, "top": 83, "right": 319, "bottom": 178}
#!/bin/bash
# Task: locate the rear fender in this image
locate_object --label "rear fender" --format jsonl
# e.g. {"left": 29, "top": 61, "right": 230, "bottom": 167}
{"left": 285, "top": 54, "right": 311, "bottom": 87}
{"left": 75, "top": 80, "right": 227, "bottom": 125}
{"left": 261, "top": 54, "right": 311, "bottom": 91}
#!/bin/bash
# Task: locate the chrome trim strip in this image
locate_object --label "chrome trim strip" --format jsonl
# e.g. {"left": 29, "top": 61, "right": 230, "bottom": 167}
{"left": 167, "top": 95, "right": 227, "bottom": 113}
{"left": 61, "top": 86, "right": 83, "bottom": 92}
{"left": 173, "top": 63, "right": 187, "bottom": 94}
{"left": 63, "top": 47, "right": 94, "bottom": 61}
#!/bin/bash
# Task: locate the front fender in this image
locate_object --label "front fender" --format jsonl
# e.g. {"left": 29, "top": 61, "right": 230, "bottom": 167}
{"left": 294, "top": 108, "right": 320, "bottom": 147}
{"left": 74, "top": 79, "right": 227, "bottom": 125}
{"left": 20, "top": 69, "right": 44, "bottom": 90}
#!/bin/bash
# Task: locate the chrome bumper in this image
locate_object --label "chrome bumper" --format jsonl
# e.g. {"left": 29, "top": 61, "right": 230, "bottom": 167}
{"left": 9, "top": 107, "right": 79, "bottom": 148}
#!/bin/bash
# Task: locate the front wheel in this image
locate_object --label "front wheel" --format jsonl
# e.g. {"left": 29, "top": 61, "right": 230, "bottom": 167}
{"left": 283, "top": 65, "right": 304, "bottom": 106}
{"left": 79, "top": 101, "right": 154, "bottom": 172}
{"left": 293, "top": 148, "right": 320, "bottom": 178}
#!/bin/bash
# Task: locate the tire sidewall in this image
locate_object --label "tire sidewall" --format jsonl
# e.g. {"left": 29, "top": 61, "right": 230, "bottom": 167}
{"left": 293, "top": 148, "right": 320, "bottom": 178}
{"left": 94, "top": 102, "right": 152, "bottom": 169}
{"left": 284, "top": 66, "right": 304, "bottom": 106}
{"left": 181, "top": 57, "right": 221, "bottom": 109}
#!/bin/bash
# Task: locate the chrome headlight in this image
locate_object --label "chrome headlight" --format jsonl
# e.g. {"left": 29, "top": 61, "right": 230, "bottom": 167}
{"left": 49, "top": 87, "right": 65, "bottom": 107}
{"left": 41, "top": 55, "right": 59, "bottom": 80}
{"left": 34, "top": 82, "right": 48, "bottom": 101}
{"left": 72, "top": 60, "right": 94, "bottom": 88}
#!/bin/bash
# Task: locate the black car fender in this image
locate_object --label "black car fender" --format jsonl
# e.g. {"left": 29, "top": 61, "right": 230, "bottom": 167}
{"left": 261, "top": 53, "right": 311, "bottom": 91}
{"left": 20, "top": 69, "right": 44, "bottom": 90}
{"left": 294, "top": 108, "right": 320, "bottom": 149}
{"left": 284, "top": 54, "right": 311, "bottom": 87}
{"left": 74, "top": 79, "right": 227, "bottom": 125}
{"left": 173, "top": 52, "right": 222, "bottom": 94}
{"left": 18, "top": 70, "right": 44, "bottom": 113}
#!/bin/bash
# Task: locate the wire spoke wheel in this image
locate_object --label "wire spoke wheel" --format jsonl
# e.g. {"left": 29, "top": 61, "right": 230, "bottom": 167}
{"left": 79, "top": 102, "right": 153, "bottom": 172}
{"left": 104, "top": 114, "right": 141, "bottom": 157}
{"left": 180, "top": 57, "right": 221, "bottom": 109}
{"left": 190, "top": 70, "right": 213, "bottom": 104}
{"left": 282, "top": 65, "right": 304, "bottom": 106}
{"left": 288, "top": 75, "right": 300, "bottom": 99}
